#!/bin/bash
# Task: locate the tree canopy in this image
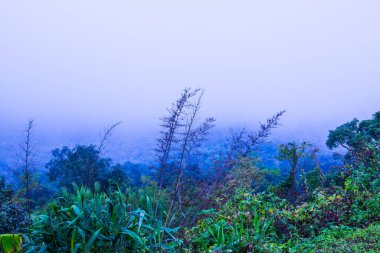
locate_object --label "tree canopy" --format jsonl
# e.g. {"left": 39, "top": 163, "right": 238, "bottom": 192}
{"left": 46, "top": 145, "right": 111, "bottom": 190}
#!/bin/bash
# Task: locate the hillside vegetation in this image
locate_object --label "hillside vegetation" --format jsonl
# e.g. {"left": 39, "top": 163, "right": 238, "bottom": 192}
{"left": 1, "top": 88, "right": 379, "bottom": 252}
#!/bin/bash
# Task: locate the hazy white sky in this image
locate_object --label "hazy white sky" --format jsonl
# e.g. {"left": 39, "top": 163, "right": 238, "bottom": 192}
{"left": 1, "top": 1, "right": 379, "bottom": 140}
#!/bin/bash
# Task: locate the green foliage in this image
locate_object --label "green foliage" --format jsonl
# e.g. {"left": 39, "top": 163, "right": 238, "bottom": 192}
{"left": 0, "top": 176, "right": 12, "bottom": 204}
{"left": 277, "top": 190, "right": 349, "bottom": 237}
{"left": 46, "top": 145, "right": 127, "bottom": 191}
{"left": 327, "top": 111, "right": 380, "bottom": 150}
{"left": 327, "top": 111, "right": 380, "bottom": 164}
{"left": 276, "top": 141, "right": 313, "bottom": 200}
{"left": 273, "top": 165, "right": 380, "bottom": 238}
{"left": 0, "top": 234, "right": 22, "bottom": 253}
{"left": 0, "top": 203, "right": 27, "bottom": 235}
{"left": 0, "top": 177, "right": 28, "bottom": 234}
{"left": 186, "top": 189, "right": 283, "bottom": 252}
{"left": 187, "top": 184, "right": 380, "bottom": 252}
{"left": 326, "top": 118, "right": 362, "bottom": 150}
{"left": 303, "top": 166, "right": 324, "bottom": 193}
{"left": 103, "top": 164, "right": 128, "bottom": 187}
{"left": 2, "top": 110, "right": 380, "bottom": 252}
{"left": 223, "top": 158, "right": 279, "bottom": 194}
{"left": 26, "top": 186, "right": 181, "bottom": 252}
{"left": 290, "top": 223, "right": 380, "bottom": 252}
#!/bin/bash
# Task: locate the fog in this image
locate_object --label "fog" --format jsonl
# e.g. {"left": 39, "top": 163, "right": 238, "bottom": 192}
{"left": 1, "top": 1, "right": 379, "bottom": 163}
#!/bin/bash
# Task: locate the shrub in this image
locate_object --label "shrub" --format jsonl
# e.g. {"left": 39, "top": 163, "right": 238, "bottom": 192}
{"left": 186, "top": 189, "right": 284, "bottom": 252}
{"left": 290, "top": 223, "right": 380, "bottom": 252}
{"left": 25, "top": 186, "right": 181, "bottom": 253}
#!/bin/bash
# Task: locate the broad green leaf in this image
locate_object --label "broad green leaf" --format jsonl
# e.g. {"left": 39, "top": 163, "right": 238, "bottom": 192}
{"left": 84, "top": 228, "right": 102, "bottom": 253}
{"left": 0, "top": 234, "right": 22, "bottom": 253}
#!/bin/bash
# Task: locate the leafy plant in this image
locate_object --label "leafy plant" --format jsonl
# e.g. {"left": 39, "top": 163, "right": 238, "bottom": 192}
{"left": 25, "top": 186, "right": 181, "bottom": 252}
{"left": 186, "top": 189, "right": 280, "bottom": 252}
{"left": 290, "top": 223, "right": 380, "bottom": 252}
{"left": 0, "top": 234, "right": 22, "bottom": 253}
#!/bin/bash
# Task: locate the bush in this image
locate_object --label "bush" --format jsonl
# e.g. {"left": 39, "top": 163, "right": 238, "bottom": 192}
{"left": 290, "top": 223, "right": 380, "bottom": 252}
{"left": 186, "top": 189, "right": 285, "bottom": 252}
{"left": 26, "top": 186, "right": 181, "bottom": 253}
{"left": 0, "top": 176, "right": 28, "bottom": 234}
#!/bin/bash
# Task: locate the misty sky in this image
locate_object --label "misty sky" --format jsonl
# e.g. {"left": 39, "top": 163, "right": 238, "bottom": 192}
{"left": 1, "top": 1, "right": 380, "bottom": 150}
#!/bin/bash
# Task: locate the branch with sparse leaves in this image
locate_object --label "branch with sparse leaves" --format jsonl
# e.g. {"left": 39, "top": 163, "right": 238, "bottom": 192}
{"left": 98, "top": 121, "right": 122, "bottom": 153}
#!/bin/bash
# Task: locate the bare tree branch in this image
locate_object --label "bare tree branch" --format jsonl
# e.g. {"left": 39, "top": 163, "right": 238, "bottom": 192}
{"left": 98, "top": 121, "right": 122, "bottom": 153}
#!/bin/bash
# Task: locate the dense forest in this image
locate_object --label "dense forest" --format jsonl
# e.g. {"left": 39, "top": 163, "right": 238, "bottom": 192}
{"left": 1, "top": 88, "right": 379, "bottom": 252}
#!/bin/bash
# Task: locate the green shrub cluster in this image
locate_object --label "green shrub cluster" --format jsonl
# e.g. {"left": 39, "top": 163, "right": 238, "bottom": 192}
{"left": 291, "top": 224, "right": 380, "bottom": 252}
{"left": 25, "top": 185, "right": 181, "bottom": 253}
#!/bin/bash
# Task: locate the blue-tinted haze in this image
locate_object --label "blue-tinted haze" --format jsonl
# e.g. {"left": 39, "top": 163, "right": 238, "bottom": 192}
{"left": 0, "top": 1, "right": 379, "bottom": 163}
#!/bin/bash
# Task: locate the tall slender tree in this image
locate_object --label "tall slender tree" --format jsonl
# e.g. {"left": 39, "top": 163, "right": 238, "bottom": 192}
{"left": 166, "top": 89, "right": 215, "bottom": 224}
{"left": 277, "top": 141, "right": 311, "bottom": 198}
{"left": 154, "top": 88, "right": 194, "bottom": 217}
{"left": 155, "top": 88, "right": 215, "bottom": 224}
{"left": 16, "top": 120, "right": 37, "bottom": 219}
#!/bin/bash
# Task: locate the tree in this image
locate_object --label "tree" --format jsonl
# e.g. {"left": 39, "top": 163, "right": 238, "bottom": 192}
{"left": 155, "top": 88, "right": 215, "bottom": 224}
{"left": 277, "top": 141, "right": 312, "bottom": 198}
{"left": 122, "top": 162, "right": 151, "bottom": 187}
{"left": 46, "top": 121, "right": 123, "bottom": 192}
{"left": 327, "top": 111, "right": 380, "bottom": 190}
{"left": 188, "top": 111, "right": 285, "bottom": 227}
{"left": 211, "top": 111, "right": 285, "bottom": 194}
{"left": 229, "top": 110, "right": 286, "bottom": 160}
{"left": 103, "top": 163, "right": 128, "bottom": 187}
{"left": 217, "top": 110, "right": 286, "bottom": 180}
{"left": 46, "top": 145, "right": 111, "bottom": 190}
{"left": 299, "top": 146, "right": 325, "bottom": 194}
{"left": 16, "top": 120, "right": 38, "bottom": 219}
{"left": 326, "top": 111, "right": 380, "bottom": 164}
{"left": 154, "top": 88, "right": 195, "bottom": 218}
{"left": 156, "top": 88, "right": 196, "bottom": 187}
